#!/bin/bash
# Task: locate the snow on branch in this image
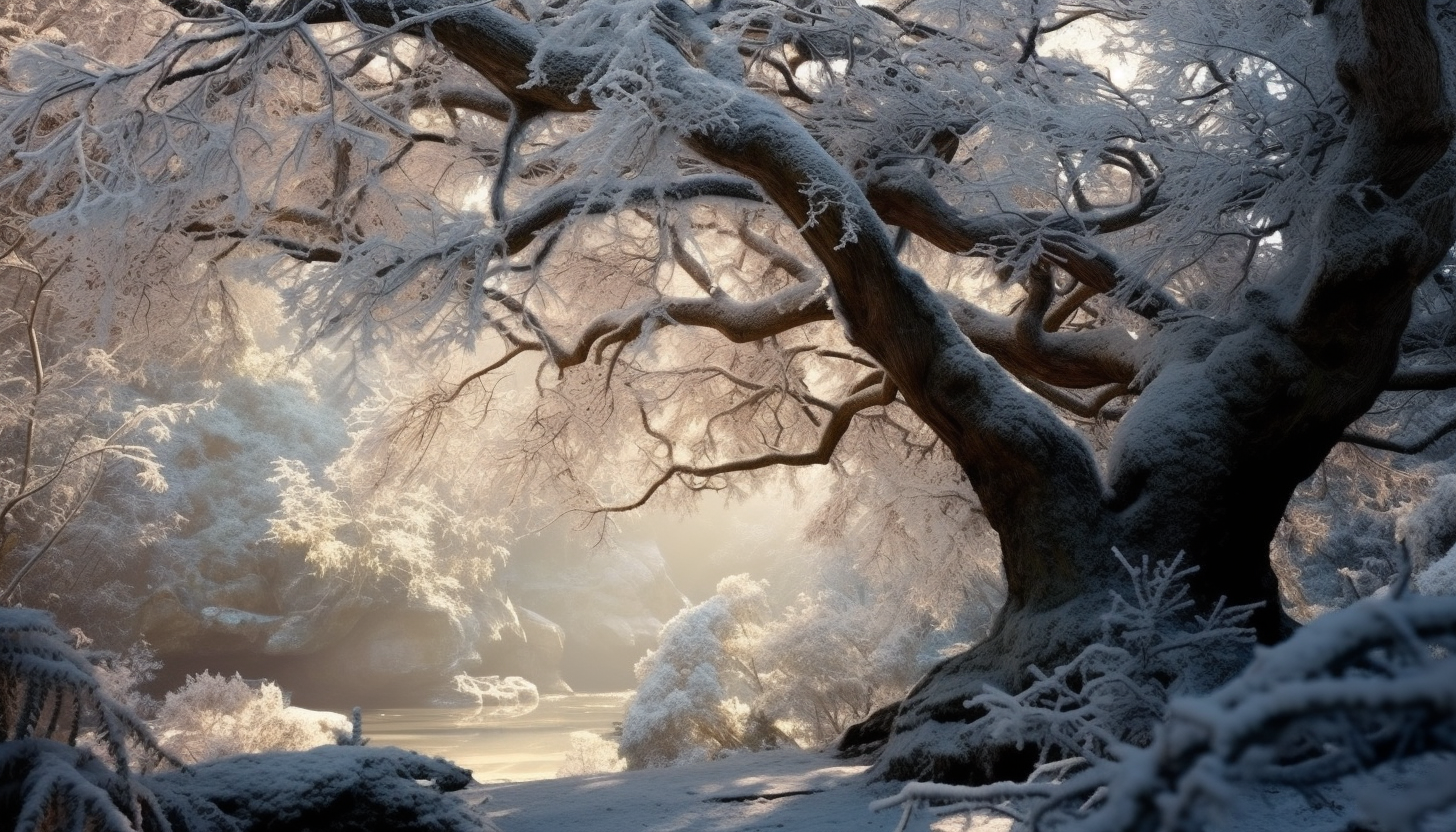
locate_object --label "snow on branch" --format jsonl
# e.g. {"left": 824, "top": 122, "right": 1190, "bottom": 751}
{"left": 874, "top": 566, "right": 1456, "bottom": 832}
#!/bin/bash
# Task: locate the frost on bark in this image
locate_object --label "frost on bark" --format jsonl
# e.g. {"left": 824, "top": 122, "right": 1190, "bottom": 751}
{"left": 2, "top": 0, "right": 1455, "bottom": 783}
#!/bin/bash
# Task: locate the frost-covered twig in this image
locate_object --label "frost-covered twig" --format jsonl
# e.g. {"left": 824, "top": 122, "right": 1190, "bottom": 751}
{"left": 874, "top": 577, "right": 1456, "bottom": 832}
{"left": 874, "top": 551, "right": 1258, "bottom": 829}
{"left": 2, "top": 607, "right": 490, "bottom": 831}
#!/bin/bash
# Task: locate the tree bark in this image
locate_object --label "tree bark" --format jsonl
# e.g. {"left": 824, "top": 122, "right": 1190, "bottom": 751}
{"left": 857, "top": 0, "right": 1456, "bottom": 783}
{"left": 154, "top": 0, "right": 1456, "bottom": 783}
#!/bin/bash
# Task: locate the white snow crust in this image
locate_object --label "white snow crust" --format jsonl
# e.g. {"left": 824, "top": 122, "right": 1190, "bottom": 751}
{"left": 466, "top": 747, "right": 1432, "bottom": 832}
{"left": 473, "top": 749, "right": 909, "bottom": 832}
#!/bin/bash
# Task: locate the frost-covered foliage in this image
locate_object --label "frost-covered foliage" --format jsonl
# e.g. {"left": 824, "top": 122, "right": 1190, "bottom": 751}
{"left": 153, "top": 672, "right": 346, "bottom": 764}
{"left": 755, "top": 588, "right": 930, "bottom": 745}
{"left": 1, "top": 606, "right": 176, "bottom": 832}
{"left": 875, "top": 576, "right": 1456, "bottom": 832}
{"left": 75, "top": 632, "right": 162, "bottom": 722}
{"left": 556, "top": 730, "right": 626, "bottom": 778}
{"left": 956, "top": 554, "right": 1258, "bottom": 774}
{"left": 268, "top": 456, "right": 509, "bottom": 629}
{"left": 2, "top": 607, "right": 488, "bottom": 832}
{"left": 621, "top": 573, "right": 932, "bottom": 767}
{"left": 620, "top": 575, "right": 769, "bottom": 768}
{"left": 1417, "top": 545, "right": 1456, "bottom": 597}
{"left": 0, "top": 249, "right": 198, "bottom": 608}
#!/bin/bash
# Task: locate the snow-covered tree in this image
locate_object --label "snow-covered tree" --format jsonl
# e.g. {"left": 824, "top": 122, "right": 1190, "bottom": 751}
{"left": 0, "top": 239, "right": 195, "bottom": 607}
{"left": 2, "top": 0, "right": 1455, "bottom": 779}
{"left": 620, "top": 574, "right": 769, "bottom": 768}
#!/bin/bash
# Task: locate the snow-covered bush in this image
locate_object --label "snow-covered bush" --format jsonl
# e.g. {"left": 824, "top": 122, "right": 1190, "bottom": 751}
{"left": 557, "top": 731, "right": 626, "bottom": 777}
{"left": 619, "top": 574, "right": 769, "bottom": 768}
{"left": 153, "top": 672, "right": 347, "bottom": 764}
{"left": 756, "top": 589, "right": 929, "bottom": 746}
{"left": 621, "top": 573, "right": 933, "bottom": 767}
{"left": 147, "top": 744, "right": 491, "bottom": 832}
{"left": 2, "top": 607, "right": 488, "bottom": 832}
{"left": 875, "top": 559, "right": 1456, "bottom": 832}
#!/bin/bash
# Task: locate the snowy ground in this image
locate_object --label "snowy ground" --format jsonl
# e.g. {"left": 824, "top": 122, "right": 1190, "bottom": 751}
{"left": 469, "top": 749, "right": 1009, "bottom": 832}
{"left": 465, "top": 748, "right": 1456, "bottom": 832}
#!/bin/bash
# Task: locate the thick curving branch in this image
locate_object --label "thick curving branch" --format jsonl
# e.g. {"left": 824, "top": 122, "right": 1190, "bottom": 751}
{"left": 865, "top": 165, "right": 1181, "bottom": 320}
{"left": 543, "top": 281, "right": 833, "bottom": 370}
{"left": 1021, "top": 380, "right": 1129, "bottom": 419}
{"left": 412, "top": 84, "right": 513, "bottom": 121}
{"left": 495, "top": 175, "right": 765, "bottom": 254}
{"left": 156, "top": 0, "right": 1116, "bottom": 591}
{"left": 938, "top": 292, "right": 1145, "bottom": 390}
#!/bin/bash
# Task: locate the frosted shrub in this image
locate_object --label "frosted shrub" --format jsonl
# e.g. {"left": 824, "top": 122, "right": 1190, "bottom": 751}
{"left": 875, "top": 556, "right": 1456, "bottom": 832}
{"left": 621, "top": 574, "right": 932, "bottom": 767}
{"left": 756, "top": 590, "right": 928, "bottom": 746}
{"left": 154, "top": 672, "right": 346, "bottom": 764}
{"left": 557, "top": 731, "right": 626, "bottom": 777}
{"left": 2, "top": 609, "right": 486, "bottom": 832}
{"left": 1, "top": 607, "right": 176, "bottom": 832}
{"left": 965, "top": 552, "right": 1258, "bottom": 767}
{"left": 619, "top": 575, "right": 768, "bottom": 768}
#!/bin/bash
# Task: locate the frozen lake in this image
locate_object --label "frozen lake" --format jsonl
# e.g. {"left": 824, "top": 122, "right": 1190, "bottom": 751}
{"left": 362, "top": 692, "right": 631, "bottom": 782}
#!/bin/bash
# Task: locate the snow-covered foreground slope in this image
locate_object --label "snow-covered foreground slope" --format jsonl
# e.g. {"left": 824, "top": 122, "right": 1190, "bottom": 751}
{"left": 465, "top": 747, "right": 1456, "bottom": 832}
{"left": 470, "top": 749, "right": 1003, "bottom": 832}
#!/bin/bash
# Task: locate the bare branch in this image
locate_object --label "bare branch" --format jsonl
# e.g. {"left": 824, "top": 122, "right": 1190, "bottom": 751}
{"left": 598, "top": 375, "right": 897, "bottom": 512}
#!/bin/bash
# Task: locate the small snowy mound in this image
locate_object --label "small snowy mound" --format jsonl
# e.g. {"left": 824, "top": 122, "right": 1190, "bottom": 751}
{"left": 147, "top": 745, "right": 490, "bottom": 832}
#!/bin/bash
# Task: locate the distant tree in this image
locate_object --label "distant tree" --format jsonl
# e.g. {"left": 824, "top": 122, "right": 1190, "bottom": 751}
{"left": 2, "top": 0, "right": 1455, "bottom": 781}
{"left": 0, "top": 234, "right": 192, "bottom": 605}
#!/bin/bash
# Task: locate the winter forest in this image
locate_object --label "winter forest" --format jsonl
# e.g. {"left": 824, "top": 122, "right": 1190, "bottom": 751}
{"left": 2, "top": 0, "right": 1456, "bottom": 829}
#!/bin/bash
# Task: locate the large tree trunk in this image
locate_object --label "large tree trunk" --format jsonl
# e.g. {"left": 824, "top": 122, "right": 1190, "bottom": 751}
{"left": 852, "top": 0, "right": 1456, "bottom": 780}
{"left": 158, "top": 0, "right": 1456, "bottom": 783}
